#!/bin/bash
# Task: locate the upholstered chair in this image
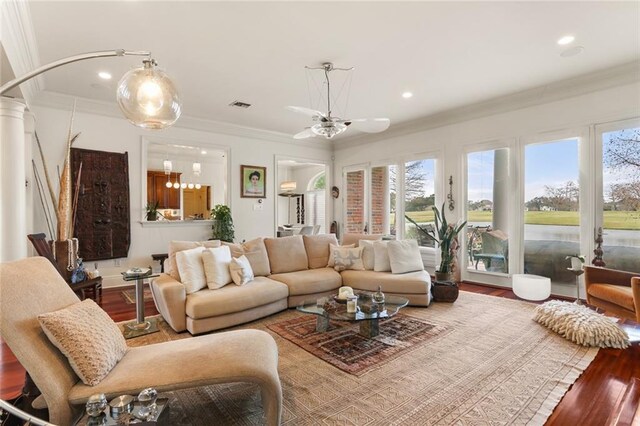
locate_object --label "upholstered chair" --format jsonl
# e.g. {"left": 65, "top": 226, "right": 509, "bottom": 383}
{"left": 584, "top": 265, "right": 640, "bottom": 322}
{"left": 0, "top": 257, "right": 282, "bottom": 425}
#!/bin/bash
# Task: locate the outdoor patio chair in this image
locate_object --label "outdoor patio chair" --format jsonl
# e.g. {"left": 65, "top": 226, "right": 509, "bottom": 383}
{"left": 0, "top": 257, "right": 282, "bottom": 425}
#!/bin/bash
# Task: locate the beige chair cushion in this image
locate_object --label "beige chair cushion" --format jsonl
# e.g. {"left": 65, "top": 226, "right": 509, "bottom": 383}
{"left": 176, "top": 247, "right": 207, "bottom": 294}
{"left": 333, "top": 247, "right": 365, "bottom": 272}
{"left": 223, "top": 238, "right": 271, "bottom": 276}
{"left": 264, "top": 235, "right": 309, "bottom": 274}
{"left": 167, "top": 240, "right": 221, "bottom": 281}
{"left": 186, "top": 277, "right": 288, "bottom": 319}
{"left": 340, "top": 270, "right": 432, "bottom": 294}
{"left": 327, "top": 244, "right": 355, "bottom": 267}
{"left": 388, "top": 239, "right": 424, "bottom": 274}
{"left": 269, "top": 268, "right": 342, "bottom": 296}
{"left": 303, "top": 234, "right": 339, "bottom": 269}
{"left": 38, "top": 299, "right": 128, "bottom": 386}
{"left": 202, "top": 246, "right": 233, "bottom": 289}
{"left": 359, "top": 240, "right": 375, "bottom": 270}
{"left": 373, "top": 241, "right": 391, "bottom": 272}
{"left": 588, "top": 284, "right": 635, "bottom": 311}
{"left": 341, "top": 233, "right": 383, "bottom": 247}
{"left": 229, "top": 255, "right": 254, "bottom": 286}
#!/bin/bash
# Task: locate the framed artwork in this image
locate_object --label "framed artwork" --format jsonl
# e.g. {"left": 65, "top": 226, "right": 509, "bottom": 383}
{"left": 241, "top": 165, "right": 267, "bottom": 198}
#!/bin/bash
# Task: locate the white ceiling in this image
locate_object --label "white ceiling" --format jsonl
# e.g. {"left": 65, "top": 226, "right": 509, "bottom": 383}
{"left": 24, "top": 1, "right": 640, "bottom": 139}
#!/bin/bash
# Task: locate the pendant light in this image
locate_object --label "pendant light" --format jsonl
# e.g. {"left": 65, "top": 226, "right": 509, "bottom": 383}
{"left": 165, "top": 172, "right": 172, "bottom": 188}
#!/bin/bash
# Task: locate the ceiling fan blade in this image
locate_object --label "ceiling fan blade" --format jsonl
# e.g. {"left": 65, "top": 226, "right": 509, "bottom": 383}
{"left": 293, "top": 128, "right": 315, "bottom": 139}
{"left": 345, "top": 118, "right": 391, "bottom": 133}
{"left": 286, "top": 106, "right": 326, "bottom": 119}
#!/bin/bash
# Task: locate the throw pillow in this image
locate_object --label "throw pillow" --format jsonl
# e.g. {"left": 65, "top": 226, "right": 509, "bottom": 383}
{"left": 303, "top": 234, "right": 339, "bottom": 269}
{"left": 327, "top": 244, "right": 355, "bottom": 267}
{"left": 264, "top": 235, "right": 309, "bottom": 274}
{"left": 359, "top": 240, "right": 376, "bottom": 270}
{"left": 387, "top": 239, "right": 424, "bottom": 274}
{"left": 166, "top": 240, "right": 221, "bottom": 281}
{"left": 341, "top": 233, "right": 383, "bottom": 247}
{"left": 38, "top": 299, "right": 128, "bottom": 386}
{"left": 223, "top": 238, "right": 271, "bottom": 276}
{"left": 202, "top": 246, "right": 233, "bottom": 289}
{"left": 229, "top": 255, "right": 255, "bottom": 285}
{"left": 333, "top": 246, "right": 365, "bottom": 272}
{"left": 373, "top": 241, "right": 391, "bottom": 272}
{"left": 176, "top": 246, "right": 207, "bottom": 294}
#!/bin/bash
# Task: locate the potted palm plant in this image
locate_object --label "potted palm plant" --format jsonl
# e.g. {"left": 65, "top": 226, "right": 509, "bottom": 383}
{"left": 430, "top": 203, "right": 467, "bottom": 282}
{"left": 145, "top": 201, "right": 159, "bottom": 221}
{"left": 210, "top": 204, "right": 235, "bottom": 242}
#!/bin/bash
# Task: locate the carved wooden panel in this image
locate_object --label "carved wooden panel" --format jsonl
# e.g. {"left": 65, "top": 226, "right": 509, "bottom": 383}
{"left": 71, "top": 148, "right": 130, "bottom": 260}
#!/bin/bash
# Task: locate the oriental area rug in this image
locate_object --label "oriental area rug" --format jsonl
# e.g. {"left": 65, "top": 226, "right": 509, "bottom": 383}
{"left": 124, "top": 291, "right": 599, "bottom": 425}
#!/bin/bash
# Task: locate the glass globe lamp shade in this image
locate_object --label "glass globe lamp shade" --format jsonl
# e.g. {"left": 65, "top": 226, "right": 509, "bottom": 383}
{"left": 188, "top": 183, "right": 195, "bottom": 189}
{"left": 173, "top": 182, "right": 180, "bottom": 189}
{"left": 165, "top": 180, "right": 172, "bottom": 188}
{"left": 195, "top": 183, "right": 202, "bottom": 189}
{"left": 311, "top": 122, "right": 347, "bottom": 139}
{"left": 180, "top": 182, "right": 187, "bottom": 189}
{"left": 116, "top": 59, "right": 182, "bottom": 130}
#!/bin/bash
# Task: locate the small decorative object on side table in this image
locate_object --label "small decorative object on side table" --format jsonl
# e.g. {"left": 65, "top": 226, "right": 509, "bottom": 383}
{"left": 372, "top": 285, "right": 385, "bottom": 304}
{"left": 76, "top": 393, "right": 170, "bottom": 425}
{"left": 432, "top": 280, "right": 459, "bottom": 303}
{"left": 121, "top": 267, "right": 159, "bottom": 339}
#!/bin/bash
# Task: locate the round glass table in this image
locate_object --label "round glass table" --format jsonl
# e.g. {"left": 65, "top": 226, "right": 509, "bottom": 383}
{"left": 296, "top": 293, "right": 409, "bottom": 338}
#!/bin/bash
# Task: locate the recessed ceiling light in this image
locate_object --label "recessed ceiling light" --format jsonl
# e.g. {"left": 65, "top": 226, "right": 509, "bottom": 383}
{"left": 557, "top": 35, "right": 575, "bottom": 45}
{"left": 402, "top": 92, "right": 413, "bottom": 99}
{"left": 200, "top": 150, "right": 207, "bottom": 155}
{"left": 98, "top": 71, "right": 112, "bottom": 80}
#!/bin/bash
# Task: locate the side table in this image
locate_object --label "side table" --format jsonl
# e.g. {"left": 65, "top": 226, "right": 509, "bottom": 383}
{"left": 121, "top": 271, "right": 159, "bottom": 339}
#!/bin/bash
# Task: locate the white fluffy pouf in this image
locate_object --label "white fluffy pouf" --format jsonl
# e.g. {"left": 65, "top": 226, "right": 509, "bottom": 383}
{"left": 533, "top": 300, "right": 629, "bottom": 349}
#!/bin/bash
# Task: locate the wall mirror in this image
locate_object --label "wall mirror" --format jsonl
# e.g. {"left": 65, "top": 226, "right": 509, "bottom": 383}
{"left": 144, "top": 140, "right": 228, "bottom": 221}
{"left": 275, "top": 157, "right": 330, "bottom": 237}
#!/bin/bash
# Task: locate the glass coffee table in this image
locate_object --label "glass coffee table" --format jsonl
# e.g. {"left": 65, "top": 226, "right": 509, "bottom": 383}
{"left": 297, "top": 293, "right": 409, "bottom": 338}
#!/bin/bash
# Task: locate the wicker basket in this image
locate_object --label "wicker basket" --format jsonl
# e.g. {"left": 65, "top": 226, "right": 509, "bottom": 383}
{"left": 432, "top": 280, "right": 459, "bottom": 303}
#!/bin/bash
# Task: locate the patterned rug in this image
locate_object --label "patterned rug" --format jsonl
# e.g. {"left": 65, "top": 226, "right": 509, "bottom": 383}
{"left": 121, "top": 288, "right": 153, "bottom": 305}
{"left": 123, "top": 291, "right": 599, "bottom": 425}
{"left": 267, "top": 314, "right": 448, "bottom": 375}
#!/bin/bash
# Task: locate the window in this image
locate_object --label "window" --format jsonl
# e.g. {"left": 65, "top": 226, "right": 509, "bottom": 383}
{"left": 403, "top": 160, "right": 436, "bottom": 248}
{"left": 466, "top": 148, "right": 510, "bottom": 274}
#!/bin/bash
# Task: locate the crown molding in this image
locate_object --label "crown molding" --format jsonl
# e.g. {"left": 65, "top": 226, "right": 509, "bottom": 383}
{"left": 336, "top": 61, "right": 640, "bottom": 150}
{"left": 0, "top": 0, "right": 42, "bottom": 105}
{"left": 32, "top": 90, "right": 332, "bottom": 151}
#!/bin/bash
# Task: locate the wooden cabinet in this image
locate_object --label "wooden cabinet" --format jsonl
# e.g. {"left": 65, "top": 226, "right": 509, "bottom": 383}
{"left": 147, "top": 170, "right": 181, "bottom": 209}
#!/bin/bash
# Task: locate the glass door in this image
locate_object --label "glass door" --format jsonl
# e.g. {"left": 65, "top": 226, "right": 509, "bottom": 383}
{"left": 595, "top": 120, "right": 640, "bottom": 273}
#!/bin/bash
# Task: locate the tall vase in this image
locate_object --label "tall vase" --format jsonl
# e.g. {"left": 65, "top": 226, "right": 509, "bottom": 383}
{"left": 51, "top": 239, "right": 78, "bottom": 281}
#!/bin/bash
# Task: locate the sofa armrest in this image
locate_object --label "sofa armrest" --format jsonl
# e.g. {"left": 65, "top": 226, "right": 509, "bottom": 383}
{"left": 584, "top": 266, "right": 638, "bottom": 288}
{"left": 632, "top": 277, "right": 640, "bottom": 322}
{"left": 150, "top": 273, "right": 187, "bottom": 332}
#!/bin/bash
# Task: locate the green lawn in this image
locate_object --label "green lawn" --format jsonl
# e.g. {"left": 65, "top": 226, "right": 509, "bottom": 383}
{"left": 401, "top": 210, "right": 640, "bottom": 230}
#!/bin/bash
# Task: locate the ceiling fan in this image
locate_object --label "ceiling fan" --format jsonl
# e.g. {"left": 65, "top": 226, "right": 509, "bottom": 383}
{"left": 287, "top": 62, "right": 390, "bottom": 140}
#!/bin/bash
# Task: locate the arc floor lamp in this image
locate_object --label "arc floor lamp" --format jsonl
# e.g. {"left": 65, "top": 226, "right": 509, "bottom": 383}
{"left": 0, "top": 49, "right": 182, "bottom": 129}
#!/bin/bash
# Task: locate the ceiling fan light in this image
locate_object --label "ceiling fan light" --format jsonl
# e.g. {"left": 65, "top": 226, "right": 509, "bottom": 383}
{"left": 311, "top": 122, "right": 347, "bottom": 139}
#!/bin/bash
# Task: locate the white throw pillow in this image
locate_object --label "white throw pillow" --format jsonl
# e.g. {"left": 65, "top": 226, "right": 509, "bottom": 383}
{"left": 202, "top": 246, "right": 233, "bottom": 289}
{"left": 333, "top": 246, "right": 364, "bottom": 272}
{"left": 327, "top": 243, "right": 355, "bottom": 267}
{"left": 387, "top": 239, "right": 424, "bottom": 274}
{"left": 373, "top": 241, "right": 391, "bottom": 272}
{"left": 176, "top": 246, "right": 207, "bottom": 294}
{"left": 229, "top": 255, "right": 255, "bottom": 285}
{"left": 359, "top": 240, "right": 376, "bottom": 270}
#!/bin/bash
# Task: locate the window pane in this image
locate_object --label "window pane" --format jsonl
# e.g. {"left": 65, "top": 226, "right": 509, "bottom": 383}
{"left": 466, "top": 149, "right": 510, "bottom": 273}
{"left": 404, "top": 159, "right": 435, "bottom": 248}
{"left": 601, "top": 127, "right": 640, "bottom": 273}
{"left": 370, "top": 166, "right": 395, "bottom": 236}
{"left": 345, "top": 170, "right": 365, "bottom": 233}
{"left": 524, "top": 139, "right": 579, "bottom": 284}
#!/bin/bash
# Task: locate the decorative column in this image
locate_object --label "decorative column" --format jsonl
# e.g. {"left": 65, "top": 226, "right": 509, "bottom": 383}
{"left": 492, "top": 148, "right": 509, "bottom": 232}
{"left": 0, "top": 98, "right": 28, "bottom": 262}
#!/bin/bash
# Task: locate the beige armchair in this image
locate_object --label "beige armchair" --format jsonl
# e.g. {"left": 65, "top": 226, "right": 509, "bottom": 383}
{"left": 0, "top": 257, "right": 282, "bottom": 425}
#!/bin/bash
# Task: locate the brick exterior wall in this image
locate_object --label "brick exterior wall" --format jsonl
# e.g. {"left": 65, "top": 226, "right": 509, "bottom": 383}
{"left": 345, "top": 170, "right": 365, "bottom": 233}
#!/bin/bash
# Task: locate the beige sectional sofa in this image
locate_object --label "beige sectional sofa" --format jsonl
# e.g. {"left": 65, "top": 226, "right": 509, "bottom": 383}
{"left": 151, "top": 234, "right": 432, "bottom": 335}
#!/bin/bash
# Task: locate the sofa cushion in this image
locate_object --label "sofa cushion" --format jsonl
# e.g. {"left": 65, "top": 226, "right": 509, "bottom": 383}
{"left": 223, "top": 238, "right": 271, "bottom": 276}
{"left": 185, "top": 277, "right": 288, "bottom": 319}
{"left": 341, "top": 233, "right": 383, "bottom": 247}
{"left": 359, "top": 240, "right": 375, "bottom": 270}
{"left": 269, "top": 268, "right": 342, "bottom": 296}
{"left": 303, "top": 234, "right": 339, "bottom": 269}
{"left": 333, "top": 246, "right": 365, "bottom": 272}
{"left": 264, "top": 235, "right": 309, "bottom": 274}
{"left": 167, "top": 240, "right": 221, "bottom": 281}
{"left": 229, "top": 255, "right": 254, "bottom": 286}
{"left": 340, "top": 270, "right": 431, "bottom": 294}
{"left": 202, "top": 246, "right": 232, "bottom": 289}
{"left": 373, "top": 241, "right": 391, "bottom": 272}
{"left": 176, "top": 247, "right": 207, "bottom": 294}
{"left": 38, "top": 299, "right": 127, "bottom": 386}
{"left": 588, "top": 283, "right": 634, "bottom": 311}
{"left": 388, "top": 239, "right": 424, "bottom": 274}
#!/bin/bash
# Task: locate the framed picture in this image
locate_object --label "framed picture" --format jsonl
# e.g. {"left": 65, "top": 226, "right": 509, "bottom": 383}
{"left": 241, "top": 165, "right": 267, "bottom": 198}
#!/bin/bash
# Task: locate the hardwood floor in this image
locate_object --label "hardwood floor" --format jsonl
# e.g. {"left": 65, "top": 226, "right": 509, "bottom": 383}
{"left": 1, "top": 282, "right": 637, "bottom": 425}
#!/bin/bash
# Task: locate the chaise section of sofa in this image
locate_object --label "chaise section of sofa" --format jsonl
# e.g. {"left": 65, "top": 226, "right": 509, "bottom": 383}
{"left": 340, "top": 270, "right": 432, "bottom": 306}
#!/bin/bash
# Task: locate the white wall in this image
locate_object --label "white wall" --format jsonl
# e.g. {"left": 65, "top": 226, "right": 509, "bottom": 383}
{"left": 30, "top": 103, "right": 331, "bottom": 287}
